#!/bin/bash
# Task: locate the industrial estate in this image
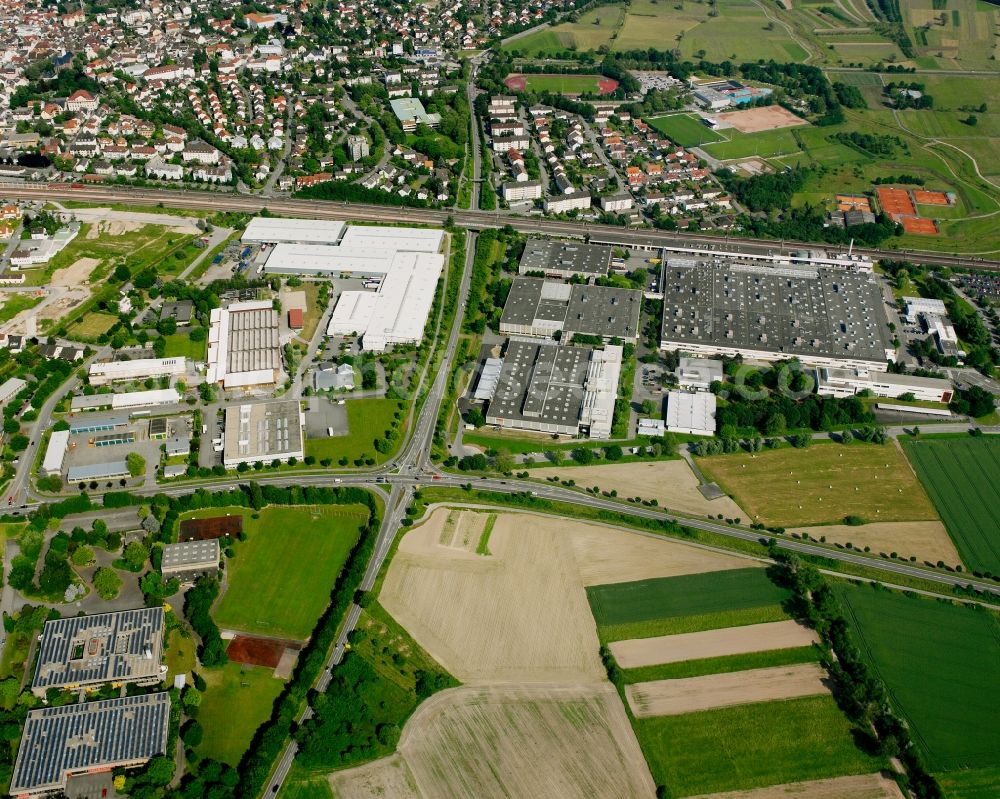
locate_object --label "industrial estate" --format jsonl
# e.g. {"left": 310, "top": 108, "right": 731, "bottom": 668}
{"left": 0, "top": 0, "right": 999, "bottom": 798}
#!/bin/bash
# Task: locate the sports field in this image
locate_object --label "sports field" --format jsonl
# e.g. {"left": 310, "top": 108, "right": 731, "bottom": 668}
{"left": 588, "top": 568, "right": 787, "bottom": 632}
{"left": 697, "top": 442, "right": 939, "bottom": 528}
{"left": 634, "top": 695, "right": 885, "bottom": 796}
{"left": 834, "top": 582, "right": 1000, "bottom": 773}
{"left": 208, "top": 504, "right": 369, "bottom": 639}
{"left": 901, "top": 437, "right": 1000, "bottom": 574}
{"left": 647, "top": 114, "right": 724, "bottom": 147}
{"left": 702, "top": 127, "right": 803, "bottom": 160}
{"left": 197, "top": 661, "right": 285, "bottom": 766}
{"left": 504, "top": 73, "right": 618, "bottom": 95}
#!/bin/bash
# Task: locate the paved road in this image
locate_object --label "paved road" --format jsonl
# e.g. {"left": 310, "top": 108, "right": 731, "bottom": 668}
{"left": 4, "top": 185, "right": 997, "bottom": 271}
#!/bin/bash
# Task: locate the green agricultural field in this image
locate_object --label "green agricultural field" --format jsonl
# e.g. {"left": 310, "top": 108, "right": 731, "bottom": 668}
{"left": 277, "top": 773, "right": 334, "bottom": 799}
{"left": 207, "top": 504, "right": 369, "bottom": 639}
{"left": 304, "top": 398, "right": 405, "bottom": 465}
{"left": 636, "top": 695, "right": 886, "bottom": 796}
{"left": 621, "top": 645, "right": 819, "bottom": 684}
{"left": 588, "top": 568, "right": 788, "bottom": 626}
{"left": 646, "top": 114, "right": 724, "bottom": 147}
{"left": 834, "top": 582, "right": 1000, "bottom": 773}
{"left": 520, "top": 74, "right": 606, "bottom": 94}
{"left": 698, "top": 442, "right": 940, "bottom": 527}
{"left": 503, "top": 4, "right": 622, "bottom": 55}
{"left": 196, "top": 661, "right": 286, "bottom": 766}
{"left": 901, "top": 437, "right": 1000, "bottom": 575}
{"left": 938, "top": 766, "right": 1000, "bottom": 799}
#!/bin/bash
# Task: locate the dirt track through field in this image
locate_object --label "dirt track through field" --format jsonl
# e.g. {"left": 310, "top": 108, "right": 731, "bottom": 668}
{"left": 687, "top": 772, "right": 906, "bottom": 799}
{"left": 792, "top": 521, "right": 960, "bottom": 566}
{"left": 626, "top": 663, "right": 829, "bottom": 717}
{"left": 610, "top": 620, "right": 819, "bottom": 669}
{"left": 381, "top": 509, "right": 756, "bottom": 682}
{"left": 330, "top": 683, "right": 657, "bottom": 799}
{"left": 529, "top": 460, "right": 747, "bottom": 519}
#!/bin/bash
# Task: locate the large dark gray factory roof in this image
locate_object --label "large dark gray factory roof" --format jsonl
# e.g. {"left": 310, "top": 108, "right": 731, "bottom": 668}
{"left": 10, "top": 693, "right": 171, "bottom": 796}
{"left": 518, "top": 238, "right": 611, "bottom": 277}
{"left": 32, "top": 607, "right": 164, "bottom": 692}
{"left": 487, "top": 340, "right": 591, "bottom": 428}
{"left": 500, "top": 277, "right": 641, "bottom": 341}
{"left": 659, "top": 260, "right": 894, "bottom": 363}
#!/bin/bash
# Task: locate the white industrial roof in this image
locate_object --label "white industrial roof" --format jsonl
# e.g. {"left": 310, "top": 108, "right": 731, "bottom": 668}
{"left": 264, "top": 243, "right": 400, "bottom": 275}
{"left": 42, "top": 430, "right": 70, "bottom": 474}
{"left": 339, "top": 225, "right": 444, "bottom": 252}
{"left": 242, "top": 217, "right": 345, "bottom": 244}
{"left": 89, "top": 358, "right": 186, "bottom": 378}
{"left": 666, "top": 391, "right": 717, "bottom": 437}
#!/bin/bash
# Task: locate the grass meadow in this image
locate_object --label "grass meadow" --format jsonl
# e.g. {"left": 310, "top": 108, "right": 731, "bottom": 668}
{"left": 902, "top": 437, "right": 1000, "bottom": 574}
{"left": 204, "top": 504, "right": 369, "bottom": 639}
{"left": 304, "top": 398, "right": 405, "bottom": 465}
{"left": 635, "top": 695, "right": 886, "bottom": 795}
{"left": 835, "top": 582, "right": 1000, "bottom": 774}
{"left": 697, "top": 442, "right": 939, "bottom": 527}
{"left": 197, "top": 661, "right": 286, "bottom": 766}
{"left": 65, "top": 311, "right": 118, "bottom": 341}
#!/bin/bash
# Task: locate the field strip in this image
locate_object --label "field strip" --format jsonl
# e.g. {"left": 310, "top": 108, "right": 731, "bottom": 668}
{"left": 625, "top": 663, "right": 829, "bottom": 718}
{"left": 790, "top": 520, "right": 960, "bottom": 566}
{"left": 686, "top": 772, "right": 905, "bottom": 799}
{"left": 610, "top": 620, "right": 819, "bottom": 669}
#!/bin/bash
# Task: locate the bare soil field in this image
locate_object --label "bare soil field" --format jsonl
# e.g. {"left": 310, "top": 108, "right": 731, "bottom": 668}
{"left": 791, "top": 521, "right": 959, "bottom": 565}
{"left": 381, "top": 509, "right": 756, "bottom": 682}
{"left": 529, "top": 460, "right": 747, "bottom": 519}
{"left": 51, "top": 257, "right": 100, "bottom": 288}
{"left": 331, "top": 683, "right": 656, "bottom": 799}
{"left": 713, "top": 106, "right": 809, "bottom": 133}
{"left": 688, "top": 772, "right": 906, "bottom": 799}
{"left": 626, "top": 663, "right": 829, "bottom": 718}
{"left": 610, "top": 620, "right": 819, "bottom": 669}
{"left": 74, "top": 208, "right": 199, "bottom": 235}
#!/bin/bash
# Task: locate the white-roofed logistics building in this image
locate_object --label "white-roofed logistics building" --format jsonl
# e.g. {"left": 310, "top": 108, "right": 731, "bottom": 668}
{"left": 207, "top": 300, "right": 283, "bottom": 389}
{"left": 223, "top": 400, "right": 304, "bottom": 468}
{"left": 666, "top": 391, "right": 717, "bottom": 437}
{"left": 242, "top": 217, "right": 346, "bottom": 245}
{"left": 42, "top": 430, "right": 70, "bottom": 476}
{"left": 71, "top": 388, "right": 180, "bottom": 412}
{"left": 89, "top": 358, "right": 187, "bottom": 386}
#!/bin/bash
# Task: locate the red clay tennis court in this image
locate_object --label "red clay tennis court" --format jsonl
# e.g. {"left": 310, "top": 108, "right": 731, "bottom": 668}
{"left": 877, "top": 187, "right": 916, "bottom": 218}
{"left": 901, "top": 217, "right": 938, "bottom": 235}
{"left": 913, "top": 190, "right": 949, "bottom": 205}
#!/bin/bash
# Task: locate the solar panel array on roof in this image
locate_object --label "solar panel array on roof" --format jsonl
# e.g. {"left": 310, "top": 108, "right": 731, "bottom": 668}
{"left": 10, "top": 693, "right": 171, "bottom": 796}
{"left": 32, "top": 608, "right": 165, "bottom": 694}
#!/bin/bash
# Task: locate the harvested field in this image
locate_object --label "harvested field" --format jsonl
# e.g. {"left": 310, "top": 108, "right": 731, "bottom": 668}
{"left": 625, "top": 663, "right": 829, "bottom": 718}
{"left": 687, "top": 772, "right": 905, "bottom": 799}
{"left": 226, "top": 635, "right": 292, "bottom": 668}
{"left": 611, "top": 620, "right": 819, "bottom": 669}
{"left": 381, "top": 509, "right": 754, "bottom": 682}
{"left": 331, "top": 683, "right": 656, "bottom": 799}
{"left": 792, "top": 520, "right": 959, "bottom": 565}
{"left": 50, "top": 257, "right": 99, "bottom": 288}
{"left": 713, "top": 106, "right": 808, "bottom": 133}
{"left": 529, "top": 460, "right": 747, "bottom": 519}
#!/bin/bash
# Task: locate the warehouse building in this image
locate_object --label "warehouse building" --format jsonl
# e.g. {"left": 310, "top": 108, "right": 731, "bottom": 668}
{"left": 659, "top": 261, "right": 895, "bottom": 370}
{"left": 10, "top": 693, "right": 170, "bottom": 797}
{"left": 242, "top": 217, "right": 346, "bottom": 245}
{"left": 89, "top": 357, "right": 187, "bottom": 386}
{"left": 903, "top": 296, "right": 947, "bottom": 322}
{"left": 70, "top": 388, "right": 181, "bottom": 412}
{"left": 666, "top": 391, "right": 717, "bottom": 437}
{"left": 161, "top": 539, "right": 220, "bottom": 582}
{"left": 485, "top": 341, "right": 622, "bottom": 439}
{"left": 41, "top": 430, "right": 70, "bottom": 476}
{"left": 223, "top": 400, "right": 304, "bottom": 468}
{"left": 0, "top": 376, "right": 27, "bottom": 405}
{"left": 499, "top": 277, "right": 642, "bottom": 342}
{"left": 67, "top": 461, "right": 130, "bottom": 483}
{"left": 517, "top": 239, "right": 612, "bottom": 280}
{"left": 31, "top": 607, "right": 165, "bottom": 697}
{"left": 675, "top": 358, "right": 724, "bottom": 391}
{"left": 207, "top": 300, "right": 283, "bottom": 389}
{"left": 815, "top": 367, "right": 953, "bottom": 403}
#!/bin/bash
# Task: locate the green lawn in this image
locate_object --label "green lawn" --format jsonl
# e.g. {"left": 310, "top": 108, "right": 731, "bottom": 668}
{"left": 835, "top": 582, "right": 1000, "bottom": 773}
{"left": 0, "top": 294, "right": 42, "bottom": 323}
{"left": 646, "top": 114, "right": 724, "bottom": 147}
{"left": 520, "top": 74, "right": 606, "bottom": 94}
{"left": 66, "top": 311, "right": 118, "bottom": 340}
{"left": 635, "top": 695, "right": 885, "bottom": 796}
{"left": 196, "top": 661, "right": 286, "bottom": 766}
{"left": 587, "top": 568, "right": 789, "bottom": 627}
{"left": 162, "top": 332, "right": 207, "bottom": 361}
{"left": 304, "top": 398, "right": 405, "bottom": 465}
{"left": 209, "top": 504, "right": 369, "bottom": 639}
{"left": 164, "top": 629, "right": 197, "bottom": 684}
{"left": 901, "top": 437, "right": 1000, "bottom": 574}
